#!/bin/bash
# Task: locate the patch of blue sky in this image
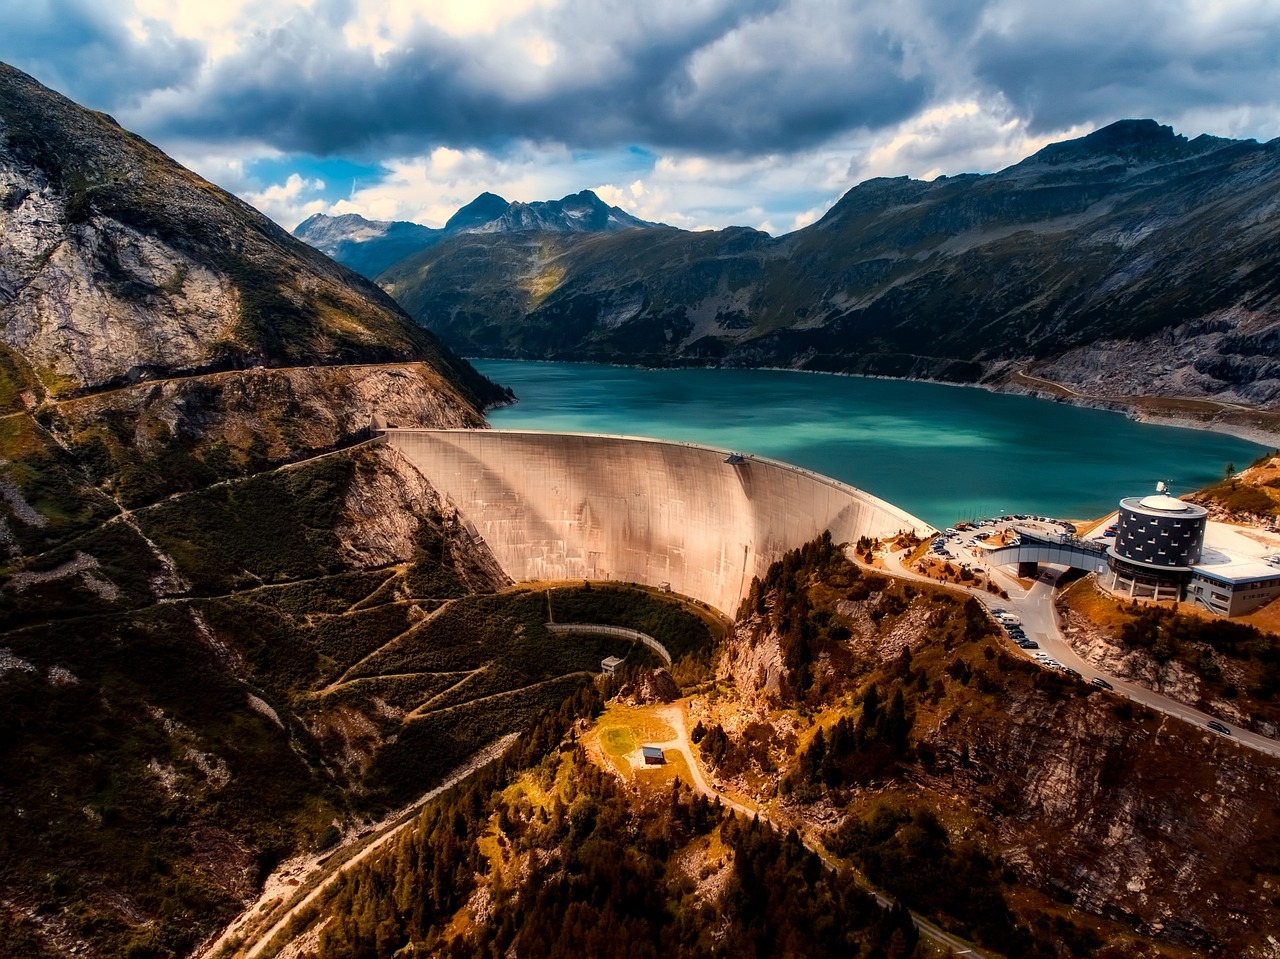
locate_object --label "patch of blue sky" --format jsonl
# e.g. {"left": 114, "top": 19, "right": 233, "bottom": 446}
{"left": 245, "top": 155, "right": 387, "bottom": 202}
{"left": 559, "top": 146, "right": 655, "bottom": 188}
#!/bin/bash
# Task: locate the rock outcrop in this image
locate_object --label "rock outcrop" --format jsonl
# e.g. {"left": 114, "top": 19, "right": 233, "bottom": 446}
{"left": 0, "top": 61, "right": 500, "bottom": 413}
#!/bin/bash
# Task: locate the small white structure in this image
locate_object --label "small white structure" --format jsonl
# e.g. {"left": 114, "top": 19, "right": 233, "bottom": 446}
{"left": 600, "top": 656, "right": 624, "bottom": 675}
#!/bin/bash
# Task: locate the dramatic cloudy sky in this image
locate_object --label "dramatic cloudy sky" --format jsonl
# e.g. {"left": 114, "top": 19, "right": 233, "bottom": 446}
{"left": 5, "top": 0, "right": 1280, "bottom": 233}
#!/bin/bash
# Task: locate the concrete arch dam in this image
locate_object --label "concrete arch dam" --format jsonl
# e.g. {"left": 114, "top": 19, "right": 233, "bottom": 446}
{"left": 381, "top": 429, "right": 934, "bottom": 617}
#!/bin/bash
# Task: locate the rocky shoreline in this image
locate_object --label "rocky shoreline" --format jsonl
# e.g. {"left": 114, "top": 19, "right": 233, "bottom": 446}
{"left": 992, "top": 378, "right": 1280, "bottom": 447}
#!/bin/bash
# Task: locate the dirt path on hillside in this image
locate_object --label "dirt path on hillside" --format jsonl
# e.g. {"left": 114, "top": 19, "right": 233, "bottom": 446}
{"left": 200, "top": 733, "right": 519, "bottom": 959}
{"left": 649, "top": 701, "right": 989, "bottom": 958}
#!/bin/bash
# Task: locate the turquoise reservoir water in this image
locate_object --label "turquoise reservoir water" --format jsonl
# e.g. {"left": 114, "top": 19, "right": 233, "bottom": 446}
{"left": 475, "top": 360, "right": 1269, "bottom": 528}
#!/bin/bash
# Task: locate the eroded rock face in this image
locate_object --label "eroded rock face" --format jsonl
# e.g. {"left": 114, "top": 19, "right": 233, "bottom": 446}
{"left": 931, "top": 686, "right": 1280, "bottom": 956}
{"left": 0, "top": 170, "right": 243, "bottom": 387}
{"left": 337, "top": 443, "right": 510, "bottom": 591}
{"left": 1029, "top": 309, "right": 1280, "bottom": 409}
{"left": 54, "top": 362, "right": 485, "bottom": 461}
{"left": 0, "top": 62, "right": 502, "bottom": 412}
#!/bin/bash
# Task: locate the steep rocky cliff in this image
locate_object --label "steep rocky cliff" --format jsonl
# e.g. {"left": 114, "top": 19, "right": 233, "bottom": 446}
{"left": 383, "top": 120, "right": 1280, "bottom": 414}
{"left": 0, "top": 62, "right": 498, "bottom": 410}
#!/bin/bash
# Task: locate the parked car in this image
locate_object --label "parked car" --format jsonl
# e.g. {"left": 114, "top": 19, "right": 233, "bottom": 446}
{"left": 1091, "top": 677, "right": 1113, "bottom": 690}
{"left": 1207, "top": 720, "right": 1231, "bottom": 735}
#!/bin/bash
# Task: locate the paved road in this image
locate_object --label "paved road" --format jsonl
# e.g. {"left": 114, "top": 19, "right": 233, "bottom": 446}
{"left": 879, "top": 542, "right": 1280, "bottom": 760}
{"left": 1013, "top": 570, "right": 1280, "bottom": 758}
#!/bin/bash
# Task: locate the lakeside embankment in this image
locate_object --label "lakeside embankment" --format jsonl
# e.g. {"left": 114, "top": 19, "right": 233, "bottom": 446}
{"left": 995, "top": 370, "right": 1280, "bottom": 448}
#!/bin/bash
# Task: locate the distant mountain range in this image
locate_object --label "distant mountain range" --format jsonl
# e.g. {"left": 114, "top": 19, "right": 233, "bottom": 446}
{"left": 359, "top": 120, "right": 1280, "bottom": 419}
{"left": 293, "top": 189, "right": 656, "bottom": 278}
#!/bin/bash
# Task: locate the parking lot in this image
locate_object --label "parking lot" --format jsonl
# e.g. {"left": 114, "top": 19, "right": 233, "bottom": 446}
{"left": 922, "top": 513, "right": 1081, "bottom": 583}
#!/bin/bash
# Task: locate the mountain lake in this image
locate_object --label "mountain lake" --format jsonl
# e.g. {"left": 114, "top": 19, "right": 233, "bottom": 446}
{"left": 475, "top": 360, "right": 1271, "bottom": 528}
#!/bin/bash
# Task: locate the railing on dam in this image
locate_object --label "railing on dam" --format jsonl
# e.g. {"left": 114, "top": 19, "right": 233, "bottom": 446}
{"left": 546, "top": 623, "right": 671, "bottom": 666}
{"left": 379, "top": 427, "right": 935, "bottom": 616}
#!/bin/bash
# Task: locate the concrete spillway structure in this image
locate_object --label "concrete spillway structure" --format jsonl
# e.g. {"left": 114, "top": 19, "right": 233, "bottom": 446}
{"left": 382, "top": 429, "right": 933, "bottom": 616}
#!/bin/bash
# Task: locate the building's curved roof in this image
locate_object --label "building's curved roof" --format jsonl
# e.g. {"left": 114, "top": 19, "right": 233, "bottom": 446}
{"left": 1138, "top": 493, "right": 1192, "bottom": 512}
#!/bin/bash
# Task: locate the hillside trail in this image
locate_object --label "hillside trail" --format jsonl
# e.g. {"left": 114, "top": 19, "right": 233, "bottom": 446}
{"left": 1010, "top": 369, "right": 1254, "bottom": 413}
{"left": 200, "top": 733, "right": 519, "bottom": 959}
{"left": 323, "top": 598, "right": 457, "bottom": 691}
{"left": 652, "top": 701, "right": 988, "bottom": 958}
{"left": 404, "top": 671, "right": 593, "bottom": 723}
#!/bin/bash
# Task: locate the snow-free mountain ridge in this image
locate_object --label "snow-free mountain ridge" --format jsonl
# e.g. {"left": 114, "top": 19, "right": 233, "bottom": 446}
{"left": 294, "top": 188, "right": 656, "bottom": 279}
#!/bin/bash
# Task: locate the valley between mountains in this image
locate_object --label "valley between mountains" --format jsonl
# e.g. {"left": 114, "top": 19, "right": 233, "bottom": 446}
{"left": 299, "top": 120, "right": 1280, "bottom": 442}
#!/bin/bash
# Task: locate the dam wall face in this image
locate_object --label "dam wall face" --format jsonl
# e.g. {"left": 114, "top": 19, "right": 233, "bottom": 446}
{"left": 383, "top": 429, "right": 933, "bottom": 617}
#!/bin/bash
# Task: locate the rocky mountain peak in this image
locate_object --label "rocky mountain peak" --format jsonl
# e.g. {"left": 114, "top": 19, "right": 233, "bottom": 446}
{"left": 295, "top": 211, "right": 394, "bottom": 240}
{"left": 291, "top": 212, "right": 441, "bottom": 278}
{"left": 458, "top": 188, "right": 656, "bottom": 234}
{"left": 1022, "top": 117, "right": 1230, "bottom": 167}
{"left": 293, "top": 188, "right": 657, "bottom": 278}
{"left": 443, "top": 191, "right": 511, "bottom": 232}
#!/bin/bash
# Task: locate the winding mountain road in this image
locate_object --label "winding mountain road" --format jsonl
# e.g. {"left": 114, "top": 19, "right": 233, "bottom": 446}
{"left": 877, "top": 545, "right": 1280, "bottom": 759}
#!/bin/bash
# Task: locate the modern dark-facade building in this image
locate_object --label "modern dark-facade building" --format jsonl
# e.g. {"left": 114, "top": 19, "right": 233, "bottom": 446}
{"left": 1106, "top": 492, "right": 1208, "bottom": 602}
{"left": 1101, "top": 489, "right": 1280, "bottom": 615}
